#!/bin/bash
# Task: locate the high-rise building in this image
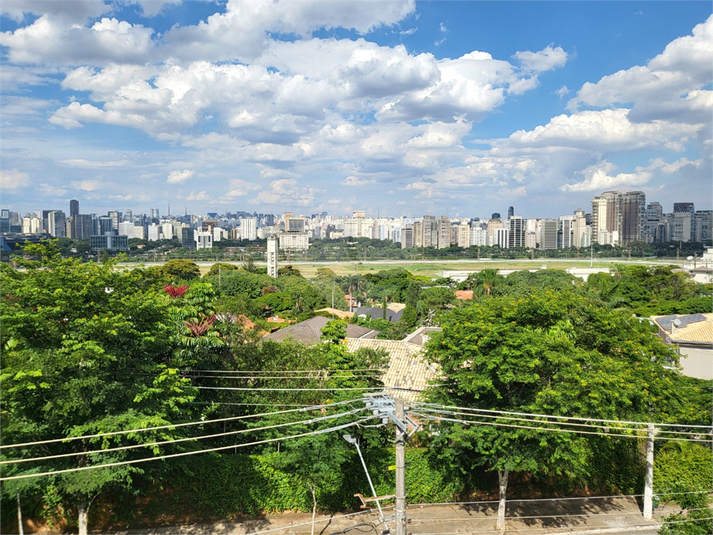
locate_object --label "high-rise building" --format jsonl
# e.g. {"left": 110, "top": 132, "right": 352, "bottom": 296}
{"left": 240, "top": 217, "right": 258, "bottom": 241}
{"left": 541, "top": 219, "right": 558, "bottom": 250}
{"left": 401, "top": 225, "right": 414, "bottom": 249}
{"left": 508, "top": 216, "right": 525, "bottom": 248}
{"left": 70, "top": 199, "right": 79, "bottom": 218}
{"left": 494, "top": 227, "right": 510, "bottom": 248}
{"left": 181, "top": 227, "right": 196, "bottom": 249}
{"left": 507, "top": 206, "right": 514, "bottom": 219}
{"left": 457, "top": 222, "right": 471, "bottom": 248}
{"left": 620, "top": 191, "right": 645, "bottom": 245}
{"left": 108, "top": 210, "right": 121, "bottom": 231}
{"left": 267, "top": 236, "right": 278, "bottom": 278}
{"left": 558, "top": 215, "right": 575, "bottom": 249}
{"left": 150, "top": 208, "right": 160, "bottom": 220}
{"left": 571, "top": 209, "right": 588, "bottom": 248}
{"left": 694, "top": 211, "right": 713, "bottom": 243}
{"left": 437, "top": 216, "right": 451, "bottom": 249}
{"left": 673, "top": 203, "right": 695, "bottom": 214}
{"left": 47, "top": 211, "right": 66, "bottom": 238}
{"left": 591, "top": 191, "right": 622, "bottom": 245}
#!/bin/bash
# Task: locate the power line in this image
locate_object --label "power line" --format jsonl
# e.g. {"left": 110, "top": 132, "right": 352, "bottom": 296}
{"left": 1, "top": 408, "right": 367, "bottom": 466}
{"left": 187, "top": 368, "right": 385, "bottom": 374}
{"left": 411, "top": 411, "right": 713, "bottom": 443}
{"left": 194, "top": 386, "right": 427, "bottom": 393}
{"left": 0, "top": 399, "right": 353, "bottom": 450}
{"left": 0, "top": 415, "right": 378, "bottom": 482}
{"left": 411, "top": 406, "right": 710, "bottom": 438}
{"left": 414, "top": 401, "right": 713, "bottom": 429}
{"left": 183, "top": 374, "right": 384, "bottom": 380}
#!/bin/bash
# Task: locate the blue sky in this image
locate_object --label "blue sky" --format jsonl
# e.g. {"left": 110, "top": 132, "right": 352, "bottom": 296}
{"left": 1, "top": 1, "right": 711, "bottom": 219}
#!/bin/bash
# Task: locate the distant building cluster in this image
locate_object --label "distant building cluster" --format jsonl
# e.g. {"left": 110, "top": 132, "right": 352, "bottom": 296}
{"left": 2, "top": 192, "right": 712, "bottom": 253}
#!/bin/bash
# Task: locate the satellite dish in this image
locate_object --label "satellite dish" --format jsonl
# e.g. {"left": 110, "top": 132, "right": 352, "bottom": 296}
{"left": 687, "top": 256, "right": 694, "bottom": 261}
{"left": 673, "top": 319, "right": 682, "bottom": 328}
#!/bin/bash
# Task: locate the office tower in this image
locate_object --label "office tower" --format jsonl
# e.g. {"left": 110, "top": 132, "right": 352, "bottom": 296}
{"left": 108, "top": 210, "right": 121, "bottom": 230}
{"left": 620, "top": 191, "right": 646, "bottom": 245}
{"left": 150, "top": 208, "right": 160, "bottom": 220}
{"left": 542, "top": 219, "right": 558, "bottom": 250}
{"left": 70, "top": 199, "right": 79, "bottom": 218}
{"left": 98, "top": 216, "right": 113, "bottom": 235}
{"left": 558, "top": 215, "right": 575, "bottom": 248}
{"left": 508, "top": 216, "right": 525, "bottom": 248}
{"left": 673, "top": 203, "right": 695, "bottom": 214}
{"left": 507, "top": 206, "right": 514, "bottom": 219}
{"left": 47, "top": 211, "right": 66, "bottom": 237}
{"left": 181, "top": 227, "right": 196, "bottom": 249}
{"left": 74, "top": 214, "right": 94, "bottom": 240}
{"left": 494, "top": 228, "right": 510, "bottom": 248}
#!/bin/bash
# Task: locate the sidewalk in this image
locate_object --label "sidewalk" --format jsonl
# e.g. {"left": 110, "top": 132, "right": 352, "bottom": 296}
{"left": 104, "top": 496, "right": 666, "bottom": 535}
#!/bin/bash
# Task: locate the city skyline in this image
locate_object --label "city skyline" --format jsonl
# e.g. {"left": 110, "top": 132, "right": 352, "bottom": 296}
{"left": 1, "top": 2, "right": 712, "bottom": 217}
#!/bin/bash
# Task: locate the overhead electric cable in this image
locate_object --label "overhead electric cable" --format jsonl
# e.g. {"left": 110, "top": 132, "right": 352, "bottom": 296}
{"left": 413, "top": 401, "right": 713, "bottom": 429}
{"left": 0, "top": 399, "right": 352, "bottom": 450}
{"left": 1, "top": 407, "right": 367, "bottom": 466}
{"left": 411, "top": 406, "right": 710, "bottom": 437}
{"left": 411, "top": 412, "right": 712, "bottom": 443}
{"left": 0, "top": 415, "right": 377, "bottom": 481}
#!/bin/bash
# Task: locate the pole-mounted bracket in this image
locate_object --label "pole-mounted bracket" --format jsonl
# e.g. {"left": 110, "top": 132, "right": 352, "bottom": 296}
{"left": 362, "top": 393, "right": 420, "bottom": 439}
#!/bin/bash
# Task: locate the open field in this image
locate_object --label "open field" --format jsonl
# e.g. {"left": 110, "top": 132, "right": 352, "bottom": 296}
{"left": 122, "top": 257, "right": 686, "bottom": 279}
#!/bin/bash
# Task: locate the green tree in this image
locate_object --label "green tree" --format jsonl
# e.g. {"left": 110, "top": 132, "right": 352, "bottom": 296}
{"left": 1, "top": 246, "right": 195, "bottom": 534}
{"left": 205, "top": 262, "right": 239, "bottom": 277}
{"left": 426, "top": 291, "right": 684, "bottom": 530}
{"left": 162, "top": 258, "right": 201, "bottom": 280}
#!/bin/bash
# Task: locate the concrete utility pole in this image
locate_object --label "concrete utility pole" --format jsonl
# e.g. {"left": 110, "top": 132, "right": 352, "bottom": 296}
{"left": 361, "top": 394, "right": 417, "bottom": 535}
{"left": 643, "top": 423, "right": 656, "bottom": 520}
{"left": 395, "top": 399, "right": 407, "bottom": 535}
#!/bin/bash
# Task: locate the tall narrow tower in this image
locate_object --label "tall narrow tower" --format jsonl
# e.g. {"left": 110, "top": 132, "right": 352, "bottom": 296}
{"left": 267, "top": 235, "right": 278, "bottom": 278}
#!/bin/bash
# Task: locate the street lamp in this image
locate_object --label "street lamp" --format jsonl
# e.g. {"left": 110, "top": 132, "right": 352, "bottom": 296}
{"left": 343, "top": 434, "right": 389, "bottom": 534}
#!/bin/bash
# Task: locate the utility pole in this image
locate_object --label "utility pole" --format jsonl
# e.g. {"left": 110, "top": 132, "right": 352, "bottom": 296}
{"left": 395, "top": 398, "right": 407, "bottom": 535}
{"left": 361, "top": 394, "right": 416, "bottom": 535}
{"left": 643, "top": 423, "right": 656, "bottom": 519}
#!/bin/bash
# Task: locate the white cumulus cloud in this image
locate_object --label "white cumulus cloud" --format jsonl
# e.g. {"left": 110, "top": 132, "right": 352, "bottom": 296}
{"left": 167, "top": 169, "right": 195, "bottom": 183}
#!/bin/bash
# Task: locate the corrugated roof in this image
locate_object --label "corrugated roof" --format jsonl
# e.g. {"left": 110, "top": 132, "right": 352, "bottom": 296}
{"left": 345, "top": 338, "right": 440, "bottom": 402}
{"left": 653, "top": 313, "right": 713, "bottom": 345}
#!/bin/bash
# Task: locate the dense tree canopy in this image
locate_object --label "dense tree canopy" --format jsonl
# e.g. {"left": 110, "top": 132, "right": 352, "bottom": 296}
{"left": 1, "top": 245, "right": 196, "bottom": 534}
{"left": 425, "top": 290, "right": 688, "bottom": 528}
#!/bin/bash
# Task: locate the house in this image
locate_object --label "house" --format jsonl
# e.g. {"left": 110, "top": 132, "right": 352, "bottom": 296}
{"left": 652, "top": 313, "right": 713, "bottom": 380}
{"left": 345, "top": 327, "right": 442, "bottom": 402}
{"left": 262, "top": 315, "right": 379, "bottom": 345}
{"left": 345, "top": 338, "right": 439, "bottom": 402}
{"left": 355, "top": 306, "right": 404, "bottom": 323}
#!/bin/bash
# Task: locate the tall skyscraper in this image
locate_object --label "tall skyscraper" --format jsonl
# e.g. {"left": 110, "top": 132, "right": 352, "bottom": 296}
{"left": 620, "top": 191, "right": 646, "bottom": 245}
{"left": 70, "top": 199, "right": 79, "bottom": 218}
{"left": 508, "top": 216, "right": 525, "bottom": 248}
{"left": 507, "top": 206, "right": 514, "bottom": 219}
